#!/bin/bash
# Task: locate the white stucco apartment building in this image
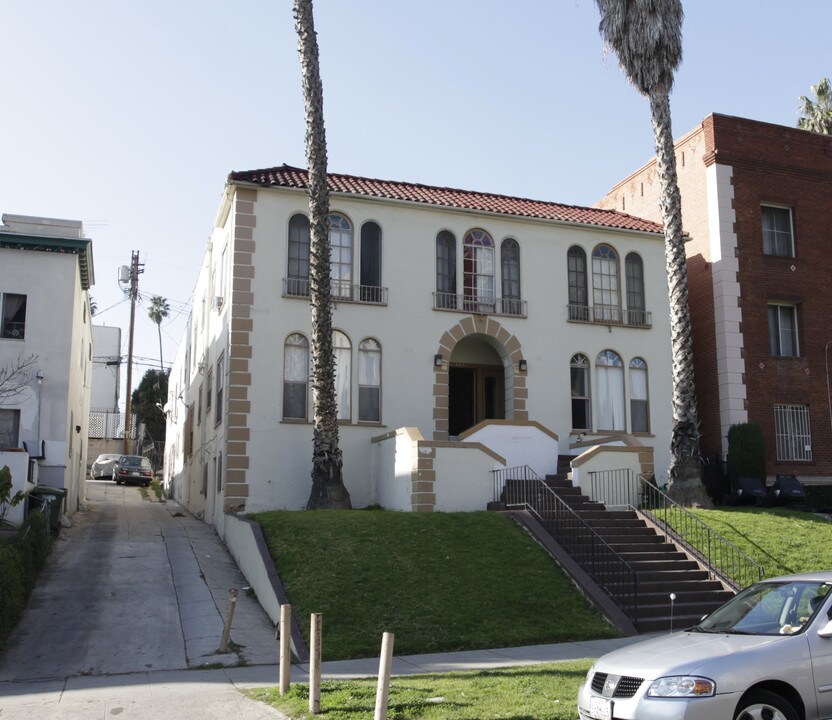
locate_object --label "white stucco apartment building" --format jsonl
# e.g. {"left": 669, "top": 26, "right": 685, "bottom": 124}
{"left": 165, "top": 166, "right": 674, "bottom": 534}
{"left": 0, "top": 214, "right": 95, "bottom": 524}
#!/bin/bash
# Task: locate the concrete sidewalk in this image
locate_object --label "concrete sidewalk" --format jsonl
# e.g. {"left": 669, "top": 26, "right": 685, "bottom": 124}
{"left": 0, "top": 635, "right": 652, "bottom": 719}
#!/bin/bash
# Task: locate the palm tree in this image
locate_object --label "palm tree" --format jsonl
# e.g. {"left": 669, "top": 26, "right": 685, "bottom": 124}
{"left": 798, "top": 78, "right": 832, "bottom": 134}
{"left": 294, "top": 0, "right": 352, "bottom": 510}
{"left": 594, "top": 0, "right": 710, "bottom": 506}
{"left": 147, "top": 295, "right": 170, "bottom": 373}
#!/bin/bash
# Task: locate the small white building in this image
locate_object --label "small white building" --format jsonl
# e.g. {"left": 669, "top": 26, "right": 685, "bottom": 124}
{"left": 165, "top": 166, "right": 673, "bottom": 534}
{"left": 0, "top": 214, "right": 95, "bottom": 524}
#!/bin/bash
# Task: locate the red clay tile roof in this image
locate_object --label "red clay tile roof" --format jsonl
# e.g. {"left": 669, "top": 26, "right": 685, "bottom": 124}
{"left": 228, "top": 164, "right": 664, "bottom": 235}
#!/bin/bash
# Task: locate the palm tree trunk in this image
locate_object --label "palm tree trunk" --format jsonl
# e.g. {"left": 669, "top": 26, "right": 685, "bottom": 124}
{"left": 649, "top": 89, "right": 711, "bottom": 507}
{"left": 157, "top": 324, "right": 164, "bottom": 374}
{"left": 294, "top": 0, "right": 351, "bottom": 510}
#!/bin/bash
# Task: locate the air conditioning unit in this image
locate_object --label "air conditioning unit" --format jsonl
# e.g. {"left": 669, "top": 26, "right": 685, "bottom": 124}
{"left": 212, "top": 296, "right": 224, "bottom": 311}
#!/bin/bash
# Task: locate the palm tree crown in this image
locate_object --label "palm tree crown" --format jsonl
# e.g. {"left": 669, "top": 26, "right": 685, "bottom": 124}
{"left": 147, "top": 295, "right": 170, "bottom": 373}
{"left": 798, "top": 78, "right": 832, "bottom": 134}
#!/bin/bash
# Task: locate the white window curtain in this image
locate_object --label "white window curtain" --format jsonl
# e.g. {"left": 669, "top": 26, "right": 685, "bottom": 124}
{"left": 476, "top": 245, "right": 495, "bottom": 302}
{"left": 283, "top": 334, "right": 309, "bottom": 419}
{"left": 596, "top": 351, "right": 625, "bottom": 431}
{"left": 333, "top": 330, "right": 351, "bottom": 420}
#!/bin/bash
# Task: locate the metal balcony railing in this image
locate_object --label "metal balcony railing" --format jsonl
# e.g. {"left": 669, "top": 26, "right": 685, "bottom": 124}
{"left": 434, "top": 292, "right": 527, "bottom": 317}
{"left": 493, "top": 465, "right": 639, "bottom": 618}
{"left": 283, "top": 278, "right": 388, "bottom": 305}
{"left": 567, "top": 304, "right": 652, "bottom": 328}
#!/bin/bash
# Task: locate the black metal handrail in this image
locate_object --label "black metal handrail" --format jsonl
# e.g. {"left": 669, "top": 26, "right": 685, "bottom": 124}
{"left": 434, "top": 292, "right": 527, "bottom": 317}
{"left": 641, "top": 479, "right": 764, "bottom": 590}
{"left": 586, "top": 469, "right": 764, "bottom": 591}
{"left": 493, "top": 466, "right": 639, "bottom": 619}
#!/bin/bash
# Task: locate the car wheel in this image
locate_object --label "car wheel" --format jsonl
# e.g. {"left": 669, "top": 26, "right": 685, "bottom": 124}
{"left": 735, "top": 690, "right": 798, "bottom": 720}
{"left": 144, "top": 481, "right": 151, "bottom": 487}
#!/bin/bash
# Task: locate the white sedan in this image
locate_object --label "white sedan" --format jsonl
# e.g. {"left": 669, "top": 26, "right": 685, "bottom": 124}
{"left": 578, "top": 571, "right": 832, "bottom": 720}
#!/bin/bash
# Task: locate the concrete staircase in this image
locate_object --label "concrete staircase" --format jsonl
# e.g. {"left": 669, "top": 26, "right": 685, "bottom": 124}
{"left": 534, "top": 457, "right": 733, "bottom": 632}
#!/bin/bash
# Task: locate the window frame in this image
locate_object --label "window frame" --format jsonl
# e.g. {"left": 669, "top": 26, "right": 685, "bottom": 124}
{"left": 592, "top": 245, "right": 621, "bottom": 324}
{"left": 761, "top": 205, "right": 795, "bottom": 258}
{"left": 436, "top": 230, "right": 457, "bottom": 309}
{"left": 768, "top": 303, "right": 799, "bottom": 357}
{"left": 1, "top": 293, "right": 27, "bottom": 340}
{"left": 358, "top": 338, "right": 382, "bottom": 423}
{"left": 282, "top": 333, "right": 309, "bottom": 420}
{"left": 333, "top": 330, "right": 352, "bottom": 421}
{"left": 625, "top": 252, "right": 646, "bottom": 326}
{"left": 463, "top": 229, "right": 495, "bottom": 313}
{"left": 595, "top": 350, "right": 625, "bottom": 432}
{"left": 287, "top": 213, "right": 311, "bottom": 296}
{"left": 570, "top": 353, "right": 591, "bottom": 431}
{"left": 215, "top": 353, "right": 224, "bottom": 426}
{"left": 359, "top": 221, "right": 382, "bottom": 302}
{"left": 500, "top": 238, "right": 522, "bottom": 315}
{"left": 567, "top": 246, "right": 589, "bottom": 321}
{"left": 330, "top": 213, "right": 353, "bottom": 299}
{"left": 629, "top": 357, "right": 650, "bottom": 433}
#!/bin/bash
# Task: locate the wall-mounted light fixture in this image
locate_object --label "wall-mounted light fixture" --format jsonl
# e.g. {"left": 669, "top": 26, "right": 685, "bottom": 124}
{"left": 36, "top": 370, "right": 44, "bottom": 384}
{"left": 518, "top": 359, "right": 528, "bottom": 372}
{"left": 434, "top": 354, "right": 443, "bottom": 367}
{"left": 75, "top": 425, "right": 81, "bottom": 434}
{"left": 197, "top": 361, "right": 206, "bottom": 375}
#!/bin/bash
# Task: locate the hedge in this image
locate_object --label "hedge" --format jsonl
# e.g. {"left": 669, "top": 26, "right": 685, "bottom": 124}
{"left": 0, "top": 509, "right": 50, "bottom": 650}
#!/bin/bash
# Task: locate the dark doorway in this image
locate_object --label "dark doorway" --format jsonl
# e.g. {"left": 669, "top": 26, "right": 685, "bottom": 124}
{"left": 448, "top": 365, "right": 505, "bottom": 437}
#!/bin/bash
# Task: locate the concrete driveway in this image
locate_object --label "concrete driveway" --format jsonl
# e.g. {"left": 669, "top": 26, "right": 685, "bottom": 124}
{"left": 0, "top": 480, "right": 285, "bottom": 719}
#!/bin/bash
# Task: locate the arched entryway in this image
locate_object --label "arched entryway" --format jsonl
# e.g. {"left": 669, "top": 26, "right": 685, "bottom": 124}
{"left": 433, "top": 316, "right": 527, "bottom": 441}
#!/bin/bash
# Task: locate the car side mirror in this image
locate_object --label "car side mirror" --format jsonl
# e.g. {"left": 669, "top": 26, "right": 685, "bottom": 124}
{"left": 817, "top": 620, "right": 832, "bottom": 638}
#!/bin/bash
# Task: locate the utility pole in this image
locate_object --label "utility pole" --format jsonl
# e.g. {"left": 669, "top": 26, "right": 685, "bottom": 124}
{"left": 122, "top": 251, "right": 144, "bottom": 454}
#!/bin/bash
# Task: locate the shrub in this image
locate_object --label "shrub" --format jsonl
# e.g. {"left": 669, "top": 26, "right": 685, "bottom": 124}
{"left": 727, "top": 422, "right": 767, "bottom": 488}
{"left": 0, "top": 509, "right": 50, "bottom": 649}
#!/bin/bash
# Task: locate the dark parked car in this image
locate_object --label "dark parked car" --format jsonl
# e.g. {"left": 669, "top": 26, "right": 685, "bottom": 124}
{"left": 90, "top": 453, "right": 121, "bottom": 480}
{"left": 114, "top": 455, "right": 153, "bottom": 486}
{"left": 729, "top": 476, "right": 767, "bottom": 505}
{"left": 769, "top": 474, "right": 807, "bottom": 505}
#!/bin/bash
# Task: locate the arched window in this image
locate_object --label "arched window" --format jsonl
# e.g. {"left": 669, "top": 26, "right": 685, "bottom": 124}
{"left": 283, "top": 334, "right": 309, "bottom": 419}
{"left": 630, "top": 357, "right": 649, "bottom": 433}
{"left": 570, "top": 353, "right": 591, "bottom": 431}
{"left": 567, "top": 246, "right": 588, "bottom": 321}
{"left": 333, "top": 330, "right": 351, "bottom": 420}
{"left": 596, "top": 350, "right": 625, "bottom": 431}
{"left": 358, "top": 338, "right": 382, "bottom": 422}
{"left": 287, "top": 214, "right": 310, "bottom": 296}
{"left": 330, "top": 214, "right": 353, "bottom": 299}
{"left": 501, "top": 238, "right": 522, "bottom": 315}
{"left": 360, "top": 221, "right": 382, "bottom": 302}
{"left": 625, "top": 252, "right": 646, "bottom": 326}
{"left": 592, "top": 245, "right": 621, "bottom": 323}
{"left": 436, "top": 231, "right": 457, "bottom": 309}
{"left": 463, "top": 229, "right": 495, "bottom": 312}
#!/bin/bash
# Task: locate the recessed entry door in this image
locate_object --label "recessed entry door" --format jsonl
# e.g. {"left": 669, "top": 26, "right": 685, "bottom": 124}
{"left": 448, "top": 365, "right": 504, "bottom": 437}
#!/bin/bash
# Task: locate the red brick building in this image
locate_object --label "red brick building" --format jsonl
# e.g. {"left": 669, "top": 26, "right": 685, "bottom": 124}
{"left": 598, "top": 113, "right": 832, "bottom": 483}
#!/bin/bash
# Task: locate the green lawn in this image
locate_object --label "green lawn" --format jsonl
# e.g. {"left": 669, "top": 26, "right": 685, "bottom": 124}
{"left": 250, "top": 506, "right": 832, "bottom": 720}
{"left": 687, "top": 506, "right": 832, "bottom": 578}
{"left": 250, "top": 659, "right": 593, "bottom": 720}
{"left": 250, "top": 510, "right": 619, "bottom": 660}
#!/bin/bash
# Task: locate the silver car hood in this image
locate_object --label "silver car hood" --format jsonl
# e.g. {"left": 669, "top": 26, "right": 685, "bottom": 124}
{"left": 594, "top": 631, "right": 795, "bottom": 679}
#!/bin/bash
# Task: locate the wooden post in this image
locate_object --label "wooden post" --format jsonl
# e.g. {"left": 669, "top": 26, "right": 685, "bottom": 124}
{"left": 279, "top": 604, "right": 292, "bottom": 695}
{"left": 309, "top": 613, "right": 322, "bottom": 714}
{"left": 373, "top": 632, "right": 395, "bottom": 720}
{"left": 219, "top": 588, "right": 238, "bottom": 653}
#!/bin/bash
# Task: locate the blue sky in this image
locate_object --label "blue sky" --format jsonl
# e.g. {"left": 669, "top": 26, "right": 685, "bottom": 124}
{"left": 0, "top": 0, "right": 829, "bottom": 406}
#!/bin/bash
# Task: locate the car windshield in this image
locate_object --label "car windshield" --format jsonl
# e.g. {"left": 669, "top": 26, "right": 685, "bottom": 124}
{"left": 696, "top": 580, "right": 831, "bottom": 636}
{"left": 97, "top": 455, "right": 120, "bottom": 462}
